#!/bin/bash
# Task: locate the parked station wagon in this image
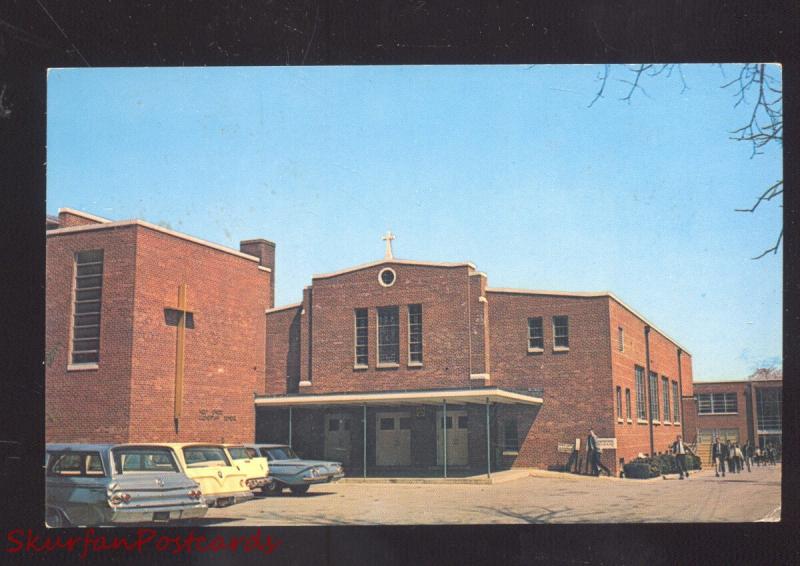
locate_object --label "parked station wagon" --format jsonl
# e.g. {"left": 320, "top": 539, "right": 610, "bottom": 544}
{"left": 247, "top": 444, "right": 345, "bottom": 495}
{"left": 45, "top": 444, "right": 207, "bottom": 527}
{"left": 224, "top": 445, "right": 271, "bottom": 491}
{"left": 160, "top": 443, "right": 254, "bottom": 507}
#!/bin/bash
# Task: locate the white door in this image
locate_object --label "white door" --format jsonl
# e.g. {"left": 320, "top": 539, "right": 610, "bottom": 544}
{"left": 324, "top": 413, "right": 352, "bottom": 465}
{"left": 376, "top": 412, "right": 412, "bottom": 466}
{"left": 436, "top": 410, "right": 469, "bottom": 466}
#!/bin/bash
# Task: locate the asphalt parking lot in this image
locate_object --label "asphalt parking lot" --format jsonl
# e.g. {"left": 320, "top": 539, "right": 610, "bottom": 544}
{"left": 200, "top": 464, "right": 781, "bottom": 525}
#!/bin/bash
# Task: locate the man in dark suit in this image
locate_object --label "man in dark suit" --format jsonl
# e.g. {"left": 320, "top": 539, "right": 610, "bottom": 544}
{"left": 712, "top": 436, "right": 726, "bottom": 477}
{"left": 586, "top": 429, "right": 611, "bottom": 476}
{"left": 671, "top": 434, "right": 694, "bottom": 479}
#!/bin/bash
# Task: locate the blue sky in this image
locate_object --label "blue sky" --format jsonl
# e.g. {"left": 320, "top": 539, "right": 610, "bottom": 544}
{"left": 46, "top": 64, "right": 782, "bottom": 381}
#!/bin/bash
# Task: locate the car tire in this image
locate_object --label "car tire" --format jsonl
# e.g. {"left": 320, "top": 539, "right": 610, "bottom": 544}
{"left": 45, "top": 508, "right": 69, "bottom": 528}
{"left": 290, "top": 485, "right": 310, "bottom": 496}
{"left": 262, "top": 481, "right": 283, "bottom": 496}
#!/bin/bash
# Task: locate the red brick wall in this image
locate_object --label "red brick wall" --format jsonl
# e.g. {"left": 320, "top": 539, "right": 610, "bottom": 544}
{"left": 265, "top": 306, "right": 302, "bottom": 394}
{"left": 46, "top": 226, "right": 138, "bottom": 442}
{"left": 299, "top": 263, "right": 476, "bottom": 393}
{"left": 609, "top": 298, "right": 693, "bottom": 464}
{"left": 58, "top": 211, "right": 105, "bottom": 228}
{"left": 487, "top": 292, "right": 615, "bottom": 471}
{"left": 127, "top": 226, "right": 270, "bottom": 443}
{"left": 681, "top": 381, "right": 749, "bottom": 444}
{"left": 469, "top": 273, "right": 489, "bottom": 374}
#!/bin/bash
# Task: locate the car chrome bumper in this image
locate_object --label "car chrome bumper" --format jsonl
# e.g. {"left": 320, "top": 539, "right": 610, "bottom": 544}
{"left": 207, "top": 490, "right": 254, "bottom": 507}
{"left": 302, "top": 472, "right": 345, "bottom": 483}
{"left": 109, "top": 503, "right": 208, "bottom": 523}
{"left": 246, "top": 477, "right": 271, "bottom": 489}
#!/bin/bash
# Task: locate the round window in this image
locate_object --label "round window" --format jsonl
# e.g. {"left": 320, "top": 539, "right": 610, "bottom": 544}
{"left": 378, "top": 267, "right": 396, "bottom": 287}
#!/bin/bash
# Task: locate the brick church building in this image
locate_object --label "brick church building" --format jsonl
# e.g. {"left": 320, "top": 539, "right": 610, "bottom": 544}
{"left": 47, "top": 208, "right": 694, "bottom": 476}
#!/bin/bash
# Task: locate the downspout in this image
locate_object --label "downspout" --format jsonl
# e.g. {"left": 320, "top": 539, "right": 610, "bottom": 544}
{"left": 644, "top": 325, "right": 654, "bottom": 456}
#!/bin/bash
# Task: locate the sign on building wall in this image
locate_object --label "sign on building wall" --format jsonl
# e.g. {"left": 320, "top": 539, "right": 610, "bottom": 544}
{"left": 597, "top": 438, "right": 617, "bottom": 449}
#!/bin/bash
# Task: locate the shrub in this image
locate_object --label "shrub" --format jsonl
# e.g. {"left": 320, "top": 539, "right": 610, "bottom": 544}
{"left": 622, "top": 453, "right": 701, "bottom": 479}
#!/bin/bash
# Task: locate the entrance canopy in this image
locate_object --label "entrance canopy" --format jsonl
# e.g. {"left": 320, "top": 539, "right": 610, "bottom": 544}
{"left": 254, "top": 387, "right": 543, "bottom": 407}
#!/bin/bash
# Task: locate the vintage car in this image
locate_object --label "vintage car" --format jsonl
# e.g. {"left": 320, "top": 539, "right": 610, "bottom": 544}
{"left": 158, "top": 443, "right": 254, "bottom": 507}
{"left": 223, "top": 445, "right": 271, "bottom": 490}
{"left": 45, "top": 443, "right": 207, "bottom": 527}
{"left": 247, "top": 444, "right": 345, "bottom": 495}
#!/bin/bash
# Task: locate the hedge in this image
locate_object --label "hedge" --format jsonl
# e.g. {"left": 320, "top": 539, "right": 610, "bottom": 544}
{"left": 623, "top": 453, "right": 702, "bottom": 479}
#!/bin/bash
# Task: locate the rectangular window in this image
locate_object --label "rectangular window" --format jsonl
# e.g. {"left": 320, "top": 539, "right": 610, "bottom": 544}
{"left": 503, "top": 420, "right": 519, "bottom": 451}
{"left": 527, "top": 317, "right": 544, "bottom": 350}
{"left": 755, "top": 388, "right": 781, "bottom": 431}
{"left": 377, "top": 306, "right": 400, "bottom": 364}
{"left": 354, "top": 308, "right": 368, "bottom": 366}
{"left": 71, "top": 249, "right": 104, "bottom": 364}
{"left": 617, "top": 327, "right": 624, "bottom": 352}
{"left": 649, "top": 371, "right": 660, "bottom": 421}
{"left": 635, "top": 366, "right": 647, "bottom": 420}
{"left": 672, "top": 381, "right": 680, "bottom": 422}
{"left": 662, "top": 377, "right": 671, "bottom": 421}
{"left": 553, "top": 315, "right": 569, "bottom": 349}
{"left": 697, "top": 392, "right": 738, "bottom": 414}
{"left": 408, "top": 304, "right": 423, "bottom": 364}
{"left": 616, "top": 386, "right": 623, "bottom": 419}
{"left": 625, "top": 388, "right": 632, "bottom": 420}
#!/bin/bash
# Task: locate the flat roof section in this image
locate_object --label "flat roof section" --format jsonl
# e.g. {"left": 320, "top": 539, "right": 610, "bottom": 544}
{"left": 254, "top": 387, "right": 543, "bottom": 407}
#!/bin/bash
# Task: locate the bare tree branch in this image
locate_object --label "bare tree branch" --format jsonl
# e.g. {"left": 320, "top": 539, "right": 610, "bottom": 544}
{"left": 751, "top": 229, "right": 782, "bottom": 260}
{"left": 735, "top": 180, "right": 783, "bottom": 213}
{"left": 588, "top": 64, "right": 610, "bottom": 108}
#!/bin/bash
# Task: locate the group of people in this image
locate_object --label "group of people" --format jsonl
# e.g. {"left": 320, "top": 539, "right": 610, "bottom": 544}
{"left": 585, "top": 429, "right": 778, "bottom": 480}
{"left": 711, "top": 438, "right": 777, "bottom": 476}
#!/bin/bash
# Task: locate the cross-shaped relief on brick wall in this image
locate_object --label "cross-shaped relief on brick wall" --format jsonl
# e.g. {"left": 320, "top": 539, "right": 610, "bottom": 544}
{"left": 164, "top": 283, "right": 195, "bottom": 434}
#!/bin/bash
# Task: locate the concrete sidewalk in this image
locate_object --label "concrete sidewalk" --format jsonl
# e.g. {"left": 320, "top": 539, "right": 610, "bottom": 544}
{"left": 339, "top": 468, "right": 530, "bottom": 485}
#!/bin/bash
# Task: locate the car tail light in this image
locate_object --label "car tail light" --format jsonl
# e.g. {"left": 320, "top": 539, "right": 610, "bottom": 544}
{"left": 188, "top": 489, "right": 202, "bottom": 499}
{"left": 110, "top": 493, "right": 131, "bottom": 505}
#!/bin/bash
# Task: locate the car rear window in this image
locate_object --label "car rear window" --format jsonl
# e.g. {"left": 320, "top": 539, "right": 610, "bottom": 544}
{"left": 113, "top": 448, "right": 179, "bottom": 473}
{"left": 183, "top": 446, "right": 230, "bottom": 468}
{"left": 227, "top": 447, "right": 249, "bottom": 460}
{"left": 265, "top": 447, "right": 295, "bottom": 461}
{"left": 48, "top": 453, "right": 83, "bottom": 476}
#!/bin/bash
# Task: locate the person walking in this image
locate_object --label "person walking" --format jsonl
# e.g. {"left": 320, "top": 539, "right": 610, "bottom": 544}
{"left": 712, "top": 437, "right": 726, "bottom": 477}
{"left": 671, "top": 434, "right": 693, "bottom": 479}
{"left": 743, "top": 441, "right": 753, "bottom": 472}
{"left": 725, "top": 440, "right": 736, "bottom": 474}
{"left": 586, "top": 428, "right": 611, "bottom": 477}
{"left": 734, "top": 443, "right": 744, "bottom": 473}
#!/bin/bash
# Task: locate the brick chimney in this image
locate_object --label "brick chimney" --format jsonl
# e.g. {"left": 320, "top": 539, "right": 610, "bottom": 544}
{"left": 239, "top": 239, "right": 276, "bottom": 308}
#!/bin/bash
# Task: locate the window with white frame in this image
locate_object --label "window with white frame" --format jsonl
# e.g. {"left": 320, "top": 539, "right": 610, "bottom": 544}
{"left": 71, "top": 249, "right": 104, "bottom": 364}
{"left": 625, "top": 388, "right": 632, "bottom": 421}
{"left": 616, "top": 386, "right": 623, "bottom": 420}
{"left": 635, "top": 366, "right": 647, "bottom": 420}
{"left": 377, "top": 306, "right": 400, "bottom": 365}
{"left": 672, "top": 381, "right": 680, "bottom": 422}
{"left": 649, "top": 371, "right": 660, "bottom": 421}
{"left": 354, "top": 308, "right": 368, "bottom": 366}
{"left": 552, "top": 315, "right": 569, "bottom": 349}
{"left": 527, "top": 317, "right": 544, "bottom": 350}
{"left": 662, "top": 376, "right": 671, "bottom": 421}
{"left": 697, "top": 392, "right": 738, "bottom": 414}
{"left": 408, "top": 304, "right": 423, "bottom": 364}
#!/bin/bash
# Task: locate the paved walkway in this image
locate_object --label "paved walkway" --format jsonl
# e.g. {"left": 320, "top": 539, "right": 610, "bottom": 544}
{"left": 201, "top": 464, "right": 781, "bottom": 525}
